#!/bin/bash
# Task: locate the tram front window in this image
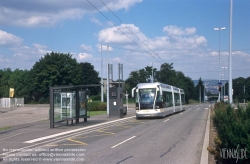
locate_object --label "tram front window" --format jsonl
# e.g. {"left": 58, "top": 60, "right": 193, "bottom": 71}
{"left": 138, "top": 88, "right": 156, "bottom": 109}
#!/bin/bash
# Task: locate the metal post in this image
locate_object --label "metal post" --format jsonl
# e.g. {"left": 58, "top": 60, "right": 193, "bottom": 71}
{"left": 118, "top": 63, "right": 121, "bottom": 88}
{"left": 107, "top": 46, "right": 109, "bottom": 114}
{"left": 152, "top": 62, "right": 153, "bottom": 83}
{"left": 229, "top": 0, "right": 233, "bottom": 104}
{"left": 101, "top": 45, "right": 103, "bottom": 102}
{"left": 204, "top": 85, "right": 205, "bottom": 103}
{"left": 199, "top": 86, "right": 201, "bottom": 103}
{"left": 49, "top": 87, "right": 54, "bottom": 128}
{"left": 126, "top": 91, "right": 129, "bottom": 110}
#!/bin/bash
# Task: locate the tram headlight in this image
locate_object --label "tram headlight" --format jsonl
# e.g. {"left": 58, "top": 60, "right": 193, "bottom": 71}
{"left": 156, "top": 106, "right": 159, "bottom": 109}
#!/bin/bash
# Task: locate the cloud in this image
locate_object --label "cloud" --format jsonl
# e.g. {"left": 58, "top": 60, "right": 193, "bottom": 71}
{"left": 0, "top": 43, "right": 49, "bottom": 70}
{"left": 98, "top": 24, "right": 146, "bottom": 44}
{"left": 0, "top": 0, "right": 142, "bottom": 27}
{"left": 163, "top": 26, "right": 196, "bottom": 36}
{"left": 90, "top": 17, "right": 102, "bottom": 26}
{"left": 98, "top": 24, "right": 207, "bottom": 53}
{"left": 80, "top": 44, "right": 92, "bottom": 51}
{"left": 0, "top": 30, "right": 23, "bottom": 47}
{"left": 78, "top": 53, "right": 94, "bottom": 60}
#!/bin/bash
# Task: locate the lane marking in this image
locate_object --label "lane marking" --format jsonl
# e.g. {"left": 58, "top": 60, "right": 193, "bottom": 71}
{"left": 180, "top": 113, "right": 183, "bottom": 115}
{"left": 111, "top": 136, "right": 136, "bottom": 148}
{"left": 205, "top": 108, "right": 208, "bottom": 110}
{"left": 163, "top": 119, "right": 170, "bottom": 122}
{"left": 0, "top": 128, "right": 47, "bottom": 141}
{"left": 97, "top": 130, "right": 116, "bottom": 135}
{"left": 24, "top": 116, "right": 135, "bottom": 143}
{"left": 46, "top": 144, "right": 59, "bottom": 147}
{"left": 67, "top": 138, "right": 87, "bottom": 145}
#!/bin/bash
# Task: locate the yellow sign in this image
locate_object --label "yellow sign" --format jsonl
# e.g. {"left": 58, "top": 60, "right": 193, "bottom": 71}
{"left": 9, "top": 88, "right": 14, "bottom": 97}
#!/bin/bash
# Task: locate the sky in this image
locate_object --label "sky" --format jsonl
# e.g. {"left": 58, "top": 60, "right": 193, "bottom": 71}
{"left": 0, "top": 0, "right": 249, "bottom": 81}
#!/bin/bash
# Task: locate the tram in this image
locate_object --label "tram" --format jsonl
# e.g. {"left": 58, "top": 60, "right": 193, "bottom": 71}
{"left": 131, "top": 82, "right": 185, "bottom": 118}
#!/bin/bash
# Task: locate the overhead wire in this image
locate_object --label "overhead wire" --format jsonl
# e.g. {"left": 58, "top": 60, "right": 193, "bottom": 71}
{"left": 99, "top": 0, "right": 165, "bottom": 63}
{"left": 86, "top": 0, "right": 162, "bottom": 64}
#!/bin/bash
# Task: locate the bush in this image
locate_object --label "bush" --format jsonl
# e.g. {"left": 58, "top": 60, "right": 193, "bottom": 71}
{"left": 87, "top": 101, "right": 106, "bottom": 111}
{"left": 90, "top": 94, "right": 107, "bottom": 102}
{"left": 38, "top": 97, "right": 49, "bottom": 104}
{"left": 212, "top": 102, "right": 250, "bottom": 163}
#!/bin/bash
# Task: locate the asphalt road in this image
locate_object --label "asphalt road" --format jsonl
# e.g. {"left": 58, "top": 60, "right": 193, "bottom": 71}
{"left": 0, "top": 103, "right": 209, "bottom": 164}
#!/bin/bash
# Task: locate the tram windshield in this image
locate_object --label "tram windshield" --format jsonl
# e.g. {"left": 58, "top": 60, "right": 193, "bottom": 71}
{"left": 138, "top": 88, "right": 156, "bottom": 109}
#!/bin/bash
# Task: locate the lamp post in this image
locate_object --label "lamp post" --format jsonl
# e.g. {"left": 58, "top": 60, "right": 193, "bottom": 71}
{"left": 151, "top": 62, "right": 153, "bottom": 83}
{"left": 214, "top": 27, "right": 226, "bottom": 102}
{"left": 229, "top": 0, "right": 233, "bottom": 104}
{"left": 101, "top": 45, "right": 103, "bottom": 102}
{"left": 222, "top": 66, "right": 227, "bottom": 99}
{"left": 106, "top": 46, "right": 109, "bottom": 114}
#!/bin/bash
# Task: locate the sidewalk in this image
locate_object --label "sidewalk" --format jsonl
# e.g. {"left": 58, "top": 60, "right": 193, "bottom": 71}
{"left": 0, "top": 104, "right": 135, "bottom": 128}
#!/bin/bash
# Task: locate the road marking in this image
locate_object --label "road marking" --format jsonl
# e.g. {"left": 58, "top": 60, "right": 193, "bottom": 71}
{"left": 205, "top": 108, "right": 208, "bottom": 110}
{"left": 163, "top": 119, "right": 170, "bottom": 122}
{"left": 0, "top": 128, "right": 47, "bottom": 141}
{"left": 67, "top": 138, "right": 87, "bottom": 145}
{"left": 24, "top": 116, "right": 135, "bottom": 144}
{"left": 180, "top": 113, "right": 183, "bottom": 115}
{"left": 46, "top": 144, "right": 59, "bottom": 147}
{"left": 97, "top": 130, "right": 116, "bottom": 135}
{"left": 111, "top": 136, "right": 136, "bottom": 148}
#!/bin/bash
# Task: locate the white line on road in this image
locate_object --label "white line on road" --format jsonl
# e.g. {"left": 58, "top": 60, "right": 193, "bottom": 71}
{"left": 180, "top": 113, "right": 183, "bottom": 115}
{"left": 164, "top": 119, "right": 170, "bottom": 122}
{"left": 24, "top": 116, "right": 135, "bottom": 144}
{"left": 111, "top": 136, "right": 136, "bottom": 148}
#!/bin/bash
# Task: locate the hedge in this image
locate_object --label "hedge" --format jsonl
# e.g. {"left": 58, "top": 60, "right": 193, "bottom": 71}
{"left": 87, "top": 101, "right": 106, "bottom": 111}
{"left": 211, "top": 102, "right": 250, "bottom": 163}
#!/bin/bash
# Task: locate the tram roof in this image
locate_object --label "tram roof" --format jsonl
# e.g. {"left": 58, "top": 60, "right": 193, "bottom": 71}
{"left": 136, "top": 82, "right": 184, "bottom": 92}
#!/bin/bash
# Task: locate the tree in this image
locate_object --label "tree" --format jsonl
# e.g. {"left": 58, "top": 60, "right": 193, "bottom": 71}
{"left": 0, "top": 68, "right": 12, "bottom": 97}
{"left": 125, "top": 63, "right": 196, "bottom": 103}
{"left": 78, "top": 62, "right": 101, "bottom": 95}
{"left": 125, "top": 66, "right": 155, "bottom": 96}
{"left": 30, "top": 52, "right": 82, "bottom": 102}
{"left": 156, "top": 63, "right": 176, "bottom": 86}
{"left": 195, "top": 78, "right": 204, "bottom": 102}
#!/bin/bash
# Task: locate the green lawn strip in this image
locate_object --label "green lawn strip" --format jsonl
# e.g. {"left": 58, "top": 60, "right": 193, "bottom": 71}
{"left": 0, "top": 126, "right": 11, "bottom": 131}
{"left": 89, "top": 111, "right": 106, "bottom": 116}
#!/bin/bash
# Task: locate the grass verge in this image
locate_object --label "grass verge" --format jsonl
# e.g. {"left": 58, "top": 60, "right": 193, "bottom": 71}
{"left": 89, "top": 111, "right": 106, "bottom": 116}
{"left": 0, "top": 126, "right": 11, "bottom": 131}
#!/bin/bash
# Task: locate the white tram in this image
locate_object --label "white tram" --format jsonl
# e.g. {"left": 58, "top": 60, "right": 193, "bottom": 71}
{"left": 132, "top": 82, "right": 186, "bottom": 118}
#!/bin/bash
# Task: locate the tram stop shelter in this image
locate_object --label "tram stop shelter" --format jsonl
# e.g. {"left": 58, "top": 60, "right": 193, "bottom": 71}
{"left": 49, "top": 84, "right": 101, "bottom": 128}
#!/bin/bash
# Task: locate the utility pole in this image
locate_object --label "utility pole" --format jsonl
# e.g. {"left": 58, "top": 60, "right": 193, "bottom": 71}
{"left": 106, "top": 46, "right": 109, "bottom": 114}
{"left": 229, "top": 0, "right": 233, "bottom": 104}
{"left": 101, "top": 45, "right": 103, "bottom": 102}
{"left": 152, "top": 62, "right": 153, "bottom": 83}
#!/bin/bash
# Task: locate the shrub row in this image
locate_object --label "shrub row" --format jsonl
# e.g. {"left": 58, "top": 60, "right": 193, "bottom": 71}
{"left": 211, "top": 102, "right": 250, "bottom": 163}
{"left": 87, "top": 101, "right": 106, "bottom": 111}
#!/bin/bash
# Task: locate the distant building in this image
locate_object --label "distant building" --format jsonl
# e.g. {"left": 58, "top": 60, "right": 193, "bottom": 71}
{"left": 101, "top": 78, "right": 113, "bottom": 94}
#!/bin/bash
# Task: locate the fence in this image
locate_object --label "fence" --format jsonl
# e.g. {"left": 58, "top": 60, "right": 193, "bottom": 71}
{"left": 0, "top": 98, "right": 24, "bottom": 108}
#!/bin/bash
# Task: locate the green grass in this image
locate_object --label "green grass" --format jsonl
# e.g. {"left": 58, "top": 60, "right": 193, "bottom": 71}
{"left": 89, "top": 111, "right": 106, "bottom": 116}
{"left": 188, "top": 99, "right": 199, "bottom": 104}
{"left": 0, "top": 126, "right": 11, "bottom": 131}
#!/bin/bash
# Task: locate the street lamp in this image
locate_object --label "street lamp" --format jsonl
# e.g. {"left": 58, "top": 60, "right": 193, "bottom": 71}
{"left": 222, "top": 66, "right": 227, "bottom": 99}
{"left": 214, "top": 27, "right": 226, "bottom": 102}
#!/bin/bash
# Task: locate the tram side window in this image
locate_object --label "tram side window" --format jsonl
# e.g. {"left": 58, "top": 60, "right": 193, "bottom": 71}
{"left": 164, "top": 91, "right": 173, "bottom": 107}
{"left": 174, "top": 93, "right": 180, "bottom": 106}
